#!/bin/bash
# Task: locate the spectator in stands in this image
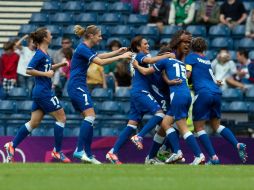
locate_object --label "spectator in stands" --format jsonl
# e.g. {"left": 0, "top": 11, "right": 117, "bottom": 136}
{"left": 0, "top": 41, "right": 19, "bottom": 94}
{"left": 139, "top": 0, "right": 154, "bottom": 15}
{"left": 52, "top": 36, "right": 73, "bottom": 97}
{"left": 195, "top": 0, "right": 220, "bottom": 25}
{"left": 114, "top": 59, "right": 132, "bottom": 89}
{"left": 15, "top": 34, "right": 35, "bottom": 91}
{"left": 220, "top": 0, "right": 247, "bottom": 29}
{"left": 148, "top": 0, "right": 169, "bottom": 32}
{"left": 168, "top": 0, "right": 195, "bottom": 26}
{"left": 87, "top": 62, "right": 107, "bottom": 92}
{"left": 211, "top": 48, "right": 246, "bottom": 90}
{"left": 122, "top": 0, "right": 139, "bottom": 13}
{"left": 104, "top": 40, "right": 122, "bottom": 75}
{"left": 236, "top": 49, "right": 254, "bottom": 84}
{"left": 245, "top": 9, "right": 254, "bottom": 38}
{"left": 60, "top": 47, "right": 73, "bottom": 90}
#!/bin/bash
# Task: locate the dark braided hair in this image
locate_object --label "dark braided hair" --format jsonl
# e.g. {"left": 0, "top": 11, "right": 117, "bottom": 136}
{"left": 168, "top": 30, "right": 192, "bottom": 50}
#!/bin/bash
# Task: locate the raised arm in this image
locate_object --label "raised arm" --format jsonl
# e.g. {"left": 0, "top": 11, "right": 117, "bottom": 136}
{"left": 143, "top": 52, "right": 175, "bottom": 64}
{"left": 93, "top": 51, "right": 132, "bottom": 66}
{"left": 97, "top": 47, "right": 128, "bottom": 59}
{"left": 15, "top": 34, "right": 29, "bottom": 50}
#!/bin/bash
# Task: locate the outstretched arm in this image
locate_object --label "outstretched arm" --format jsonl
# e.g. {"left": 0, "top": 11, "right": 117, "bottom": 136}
{"left": 93, "top": 51, "right": 132, "bottom": 66}
{"left": 143, "top": 52, "right": 175, "bottom": 64}
{"left": 97, "top": 47, "right": 128, "bottom": 59}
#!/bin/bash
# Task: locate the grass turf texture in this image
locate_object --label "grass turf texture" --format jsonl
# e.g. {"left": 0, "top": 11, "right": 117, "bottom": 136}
{"left": 0, "top": 164, "right": 253, "bottom": 190}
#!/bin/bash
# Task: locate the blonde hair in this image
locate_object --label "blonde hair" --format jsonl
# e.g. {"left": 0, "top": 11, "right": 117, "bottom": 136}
{"left": 74, "top": 25, "right": 100, "bottom": 38}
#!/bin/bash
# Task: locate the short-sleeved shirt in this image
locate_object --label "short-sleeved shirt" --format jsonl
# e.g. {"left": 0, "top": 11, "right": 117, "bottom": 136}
{"left": 68, "top": 43, "right": 97, "bottom": 88}
{"left": 130, "top": 52, "right": 151, "bottom": 94}
{"left": 27, "top": 49, "right": 53, "bottom": 98}
{"left": 153, "top": 58, "right": 189, "bottom": 93}
{"left": 220, "top": 0, "right": 246, "bottom": 21}
{"left": 185, "top": 52, "right": 221, "bottom": 95}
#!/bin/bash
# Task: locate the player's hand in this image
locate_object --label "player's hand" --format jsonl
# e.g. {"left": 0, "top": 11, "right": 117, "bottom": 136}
{"left": 120, "top": 51, "right": 132, "bottom": 59}
{"left": 62, "top": 58, "right": 69, "bottom": 67}
{"left": 172, "top": 78, "right": 182, "bottom": 85}
{"left": 45, "top": 70, "right": 54, "bottom": 78}
{"left": 132, "top": 60, "right": 139, "bottom": 68}
{"left": 117, "top": 47, "right": 128, "bottom": 54}
{"left": 216, "top": 80, "right": 223, "bottom": 86}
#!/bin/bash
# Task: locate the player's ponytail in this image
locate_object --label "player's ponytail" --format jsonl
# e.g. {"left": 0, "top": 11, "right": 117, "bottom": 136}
{"left": 74, "top": 25, "right": 100, "bottom": 39}
{"left": 29, "top": 27, "right": 48, "bottom": 47}
{"left": 74, "top": 25, "right": 86, "bottom": 37}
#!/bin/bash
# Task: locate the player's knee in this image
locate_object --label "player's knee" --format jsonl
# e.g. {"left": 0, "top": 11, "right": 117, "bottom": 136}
{"left": 84, "top": 115, "right": 96, "bottom": 126}
{"left": 57, "top": 114, "right": 66, "bottom": 123}
{"left": 28, "top": 120, "right": 40, "bottom": 129}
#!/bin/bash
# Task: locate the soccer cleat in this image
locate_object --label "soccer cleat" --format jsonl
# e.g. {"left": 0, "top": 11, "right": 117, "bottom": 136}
{"left": 237, "top": 143, "right": 247, "bottom": 163}
{"left": 73, "top": 149, "right": 91, "bottom": 163}
{"left": 205, "top": 159, "right": 220, "bottom": 165}
{"left": 190, "top": 153, "right": 205, "bottom": 165}
{"left": 165, "top": 150, "right": 183, "bottom": 164}
{"left": 4, "top": 142, "right": 15, "bottom": 163}
{"left": 145, "top": 156, "right": 165, "bottom": 165}
{"left": 106, "top": 152, "right": 122, "bottom": 165}
{"left": 157, "top": 148, "right": 171, "bottom": 162}
{"left": 51, "top": 149, "right": 71, "bottom": 163}
{"left": 89, "top": 156, "right": 101, "bottom": 164}
{"left": 131, "top": 135, "right": 143, "bottom": 150}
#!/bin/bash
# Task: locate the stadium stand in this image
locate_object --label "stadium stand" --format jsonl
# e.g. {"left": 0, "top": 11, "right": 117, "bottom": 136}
{"left": 1, "top": 0, "right": 254, "bottom": 137}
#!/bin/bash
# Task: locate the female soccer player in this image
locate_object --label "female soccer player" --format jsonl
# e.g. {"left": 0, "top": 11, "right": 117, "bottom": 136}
{"left": 106, "top": 35, "right": 175, "bottom": 164}
{"left": 4, "top": 27, "right": 71, "bottom": 163}
{"left": 133, "top": 54, "right": 206, "bottom": 165}
{"left": 185, "top": 37, "right": 247, "bottom": 164}
{"left": 68, "top": 25, "right": 132, "bottom": 164}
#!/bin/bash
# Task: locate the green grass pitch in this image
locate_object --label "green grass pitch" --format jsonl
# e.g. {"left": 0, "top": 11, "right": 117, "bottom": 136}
{"left": 0, "top": 164, "right": 253, "bottom": 190}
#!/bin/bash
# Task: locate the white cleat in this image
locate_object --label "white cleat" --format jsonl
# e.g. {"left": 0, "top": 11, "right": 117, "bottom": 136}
{"left": 89, "top": 156, "right": 102, "bottom": 164}
{"left": 145, "top": 156, "right": 165, "bottom": 165}
{"left": 165, "top": 150, "right": 183, "bottom": 164}
{"left": 190, "top": 153, "right": 205, "bottom": 165}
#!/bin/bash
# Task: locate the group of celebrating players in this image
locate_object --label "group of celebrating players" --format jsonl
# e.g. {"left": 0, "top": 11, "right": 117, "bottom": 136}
{"left": 3, "top": 24, "right": 248, "bottom": 165}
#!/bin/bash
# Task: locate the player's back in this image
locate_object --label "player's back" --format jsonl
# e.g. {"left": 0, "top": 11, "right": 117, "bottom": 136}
{"left": 154, "top": 58, "right": 189, "bottom": 93}
{"left": 185, "top": 53, "right": 221, "bottom": 94}
{"left": 69, "top": 43, "right": 97, "bottom": 87}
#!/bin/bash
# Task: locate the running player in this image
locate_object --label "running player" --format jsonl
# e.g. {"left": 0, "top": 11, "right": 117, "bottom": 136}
{"left": 185, "top": 37, "right": 247, "bottom": 164}
{"left": 106, "top": 36, "right": 175, "bottom": 164}
{"left": 4, "top": 27, "right": 71, "bottom": 163}
{"left": 68, "top": 25, "right": 132, "bottom": 164}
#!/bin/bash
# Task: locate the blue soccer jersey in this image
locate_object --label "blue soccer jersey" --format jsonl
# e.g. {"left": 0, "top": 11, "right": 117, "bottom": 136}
{"left": 131, "top": 53, "right": 151, "bottom": 94}
{"left": 27, "top": 49, "right": 53, "bottom": 98}
{"left": 185, "top": 53, "right": 221, "bottom": 95}
{"left": 68, "top": 43, "right": 97, "bottom": 88}
{"left": 67, "top": 43, "right": 97, "bottom": 112}
{"left": 153, "top": 58, "right": 191, "bottom": 120}
{"left": 185, "top": 53, "right": 222, "bottom": 121}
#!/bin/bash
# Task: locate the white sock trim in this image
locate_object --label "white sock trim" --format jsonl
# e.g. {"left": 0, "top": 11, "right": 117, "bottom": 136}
{"left": 217, "top": 125, "right": 225, "bottom": 134}
{"left": 155, "top": 125, "right": 161, "bottom": 132}
{"left": 84, "top": 116, "right": 95, "bottom": 125}
{"left": 183, "top": 131, "right": 193, "bottom": 140}
{"left": 153, "top": 134, "right": 165, "bottom": 144}
{"left": 25, "top": 122, "right": 33, "bottom": 132}
{"left": 197, "top": 130, "right": 206, "bottom": 137}
{"left": 127, "top": 124, "right": 137, "bottom": 129}
{"left": 155, "top": 112, "right": 165, "bottom": 118}
{"left": 166, "top": 128, "right": 176, "bottom": 135}
{"left": 56, "top": 121, "right": 65, "bottom": 128}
